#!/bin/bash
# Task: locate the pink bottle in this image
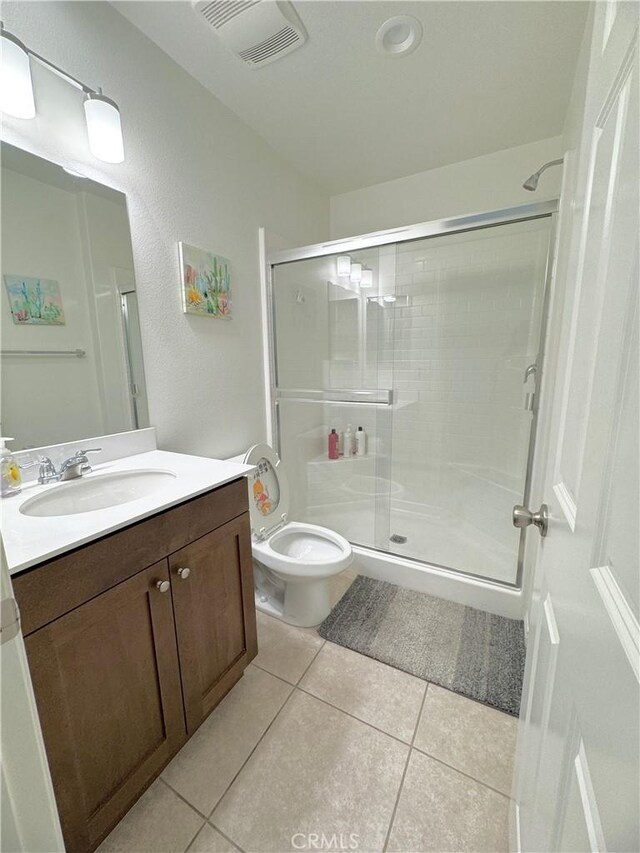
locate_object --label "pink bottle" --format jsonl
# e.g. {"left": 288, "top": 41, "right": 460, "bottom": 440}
{"left": 328, "top": 428, "right": 339, "bottom": 460}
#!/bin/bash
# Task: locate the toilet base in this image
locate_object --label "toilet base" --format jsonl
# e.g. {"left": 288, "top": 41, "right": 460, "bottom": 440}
{"left": 254, "top": 592, "right": 284, "bottom": 622}
{"left": 253, "top": 560, "right": 335, "bottom": 628}
{"left": 284, "top": 577, "right": 332, "bottom": 628}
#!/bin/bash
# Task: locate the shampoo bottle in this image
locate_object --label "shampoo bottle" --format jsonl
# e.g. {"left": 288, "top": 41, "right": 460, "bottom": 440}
{"left": 344, "top": 424, "right": 355, "bottom": 457}
{"left": 1, "top": 438, "right": 22, "bottom": 497}
{"left": 337, "top": 428, "right": 345, "bottom": 457}
{"left": 328, "top": 428, "right": 339, "bottom": 460}
{"left": 356, "top": 426, "right": 367, "bottom": 456}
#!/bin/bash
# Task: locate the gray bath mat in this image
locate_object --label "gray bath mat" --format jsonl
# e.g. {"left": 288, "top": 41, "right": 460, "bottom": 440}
{"left": 318, "top": 575, "right": 525, "bottom": 716}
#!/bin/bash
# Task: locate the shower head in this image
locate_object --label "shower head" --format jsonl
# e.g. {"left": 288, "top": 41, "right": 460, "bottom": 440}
{"left": 522, "top": 158, "right": 564, "bottom": 192}
{"left": 522, "top": 172, "right": 540, "bottom": 193}
{"left": 523, "top": 173, "right": 540, "bottom": 191}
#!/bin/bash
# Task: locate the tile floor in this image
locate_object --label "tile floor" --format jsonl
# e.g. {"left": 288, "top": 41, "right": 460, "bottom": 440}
{"left": 98, "top": 572, "right": 517, "bottom": 853}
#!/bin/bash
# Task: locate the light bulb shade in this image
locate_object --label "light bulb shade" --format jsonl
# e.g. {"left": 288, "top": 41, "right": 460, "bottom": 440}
{"left": 350, "top": 262, "right": 363, "bottom": 283}
{"left": 84, "top": 93, "right": 124, "bottom": 163}
{"left": 1, "top": 31, "right": 35, "bottom": 119}
{"left": 360, "top": 269, "right": 373, "bottom": 288}
{"left": 336, "top": 255, "right": 351, "bottom": 277}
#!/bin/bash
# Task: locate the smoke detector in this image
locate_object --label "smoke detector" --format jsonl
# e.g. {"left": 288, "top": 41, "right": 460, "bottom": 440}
{"left": 193, "top": 1, "right": 307, "bottom": 67}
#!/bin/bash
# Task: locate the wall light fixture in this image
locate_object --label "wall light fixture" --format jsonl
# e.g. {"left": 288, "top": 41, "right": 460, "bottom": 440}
{"left": 0, "top": 29, "right": 35, "bottom": 118}
{"left": 0, "top": 23, "right": 125, "bottom": 163}
{"left": 360, "top": 269, "right": 373, "bottom": 288}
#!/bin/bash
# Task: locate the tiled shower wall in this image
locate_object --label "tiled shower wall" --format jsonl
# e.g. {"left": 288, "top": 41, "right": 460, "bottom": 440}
{"left": 382, "top": 220, "right": 550, "bottom": 576}
{"left": 388, "top": 222, "right": 548, "bottom": 496}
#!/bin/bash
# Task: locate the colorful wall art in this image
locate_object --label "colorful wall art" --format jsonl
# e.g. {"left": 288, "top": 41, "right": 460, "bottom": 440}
{"left": 4, "top": 275, "right": 66, "bottom": 325}
{"left": 179, "top": 242, "right": 232, "bottom": 319}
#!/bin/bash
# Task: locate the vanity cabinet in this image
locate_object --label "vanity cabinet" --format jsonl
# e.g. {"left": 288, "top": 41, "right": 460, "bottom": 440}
{"left": 23, "top": 561, "right": 186, "bottom": 852}
{"left": 170, "top": 514, "right": 254, "bottom": 734}
{"left": 12, "top": 478, "right": 257, "bottom": 853}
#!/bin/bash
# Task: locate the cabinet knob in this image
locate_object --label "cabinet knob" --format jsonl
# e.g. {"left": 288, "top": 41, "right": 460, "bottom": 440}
{"left": 177, "top": 567, "right": 191, "bottom": 579}
{"left": 155, "top": 579, "right": 170, "bottom": 593}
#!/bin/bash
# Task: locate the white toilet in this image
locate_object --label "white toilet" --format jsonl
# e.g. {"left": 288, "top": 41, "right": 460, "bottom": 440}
{"left": 241, "top": 444, "right": 353, "bottom": 627}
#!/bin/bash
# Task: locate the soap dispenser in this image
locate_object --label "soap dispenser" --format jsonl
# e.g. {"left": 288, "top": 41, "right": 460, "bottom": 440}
{"left": 1, "top": 438, "right": 22, "bottom": 497}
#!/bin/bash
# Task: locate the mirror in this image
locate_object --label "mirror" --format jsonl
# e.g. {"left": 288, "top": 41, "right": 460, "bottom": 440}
{"left": 1, "top": 142, "right": 149, "bottom": 450}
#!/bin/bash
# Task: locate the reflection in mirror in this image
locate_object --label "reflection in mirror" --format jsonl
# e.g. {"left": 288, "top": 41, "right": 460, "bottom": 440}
{"left": 1, "top": 142, "right": 149, "bottom": 449}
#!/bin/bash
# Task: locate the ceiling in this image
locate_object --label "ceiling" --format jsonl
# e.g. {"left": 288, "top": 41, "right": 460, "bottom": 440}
{"left": 113, "top": 1, "right": 588, "bottom": 195}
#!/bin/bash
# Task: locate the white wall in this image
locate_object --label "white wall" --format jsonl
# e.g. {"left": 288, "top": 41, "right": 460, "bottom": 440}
{"left": 1, "top": 1, "right": 329, "bottom": 460}
{"left": 329, "top": 137, "right": 564, "bottom": 239}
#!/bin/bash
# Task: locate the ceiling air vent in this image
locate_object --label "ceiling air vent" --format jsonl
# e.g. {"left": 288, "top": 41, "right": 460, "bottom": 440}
{"left": 193, "top": 0, "right": 307, "bottom": 67}
{"left": 198, "top": 2, "right": 261, "bottom": 29}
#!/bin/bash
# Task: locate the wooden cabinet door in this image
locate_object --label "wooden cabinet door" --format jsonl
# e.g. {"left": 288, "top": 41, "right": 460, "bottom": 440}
{"left": 25, "top": 561, "right": 186, "bottom": 852}
{"left": 169, "top": 513, "right": 257, "bottom": 733}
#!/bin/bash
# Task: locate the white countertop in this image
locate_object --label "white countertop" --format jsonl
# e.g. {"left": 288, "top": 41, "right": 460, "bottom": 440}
{"left": 1, "top": 450, "right": 253, "bottom": 575}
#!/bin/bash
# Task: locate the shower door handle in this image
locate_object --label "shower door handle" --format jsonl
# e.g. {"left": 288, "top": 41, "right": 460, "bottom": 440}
{"left": 512, "top": 504, "right": 548, "bottom": 537}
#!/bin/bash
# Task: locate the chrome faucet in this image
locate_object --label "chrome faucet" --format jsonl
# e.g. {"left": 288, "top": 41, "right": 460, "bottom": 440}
{"left": 37, "top": 448, "right": 102, "bottom": 484}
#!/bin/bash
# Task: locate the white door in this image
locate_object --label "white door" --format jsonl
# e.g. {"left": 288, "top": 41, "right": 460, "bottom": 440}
{"left": 0, "top": 542, "right": 64, "bottom": 852}
{"left": 514, "top": 4, "right": 639, "bottom": 852}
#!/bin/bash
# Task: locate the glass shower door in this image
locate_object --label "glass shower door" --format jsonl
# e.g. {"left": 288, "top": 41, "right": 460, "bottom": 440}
{"left": 270, "top": 209, "right": 553, "bottom": 587}
{"left": 271, "top": 247, "right": 395, "bottom": 551}
{"left": 385, "top": 217, "right": 551, "bottom": 584}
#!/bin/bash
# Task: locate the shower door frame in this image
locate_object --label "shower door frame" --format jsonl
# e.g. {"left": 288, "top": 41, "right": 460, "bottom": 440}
{"left": 266, "top": 199, "right": 559, "bottom": 590}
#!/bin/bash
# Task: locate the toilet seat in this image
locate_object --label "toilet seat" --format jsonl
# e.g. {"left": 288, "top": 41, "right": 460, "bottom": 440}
{"left": 243, "top": 444, "right": 290, "bottom": 540}
{"left": 252, "top": 521, "right": 352, "bottom": 578}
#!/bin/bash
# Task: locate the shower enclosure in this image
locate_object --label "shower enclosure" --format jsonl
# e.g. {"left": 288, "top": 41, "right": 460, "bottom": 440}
{"left": 267, "top": 201, "right": 556, "bottom": 590}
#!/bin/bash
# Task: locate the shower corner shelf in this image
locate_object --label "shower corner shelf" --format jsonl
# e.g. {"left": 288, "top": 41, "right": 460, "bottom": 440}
{"left": 308, "top": 453, "right": 386, "bottom": 465}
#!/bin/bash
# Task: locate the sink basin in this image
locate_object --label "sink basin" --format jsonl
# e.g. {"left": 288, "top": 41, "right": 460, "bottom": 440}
{"left": 20, "top": 469, "right": 177, "bottom": 517}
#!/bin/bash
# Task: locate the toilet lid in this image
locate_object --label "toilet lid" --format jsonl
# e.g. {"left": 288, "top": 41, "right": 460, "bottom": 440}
{"left": 243, "top": 444, "right": 290, "bottom": 538}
